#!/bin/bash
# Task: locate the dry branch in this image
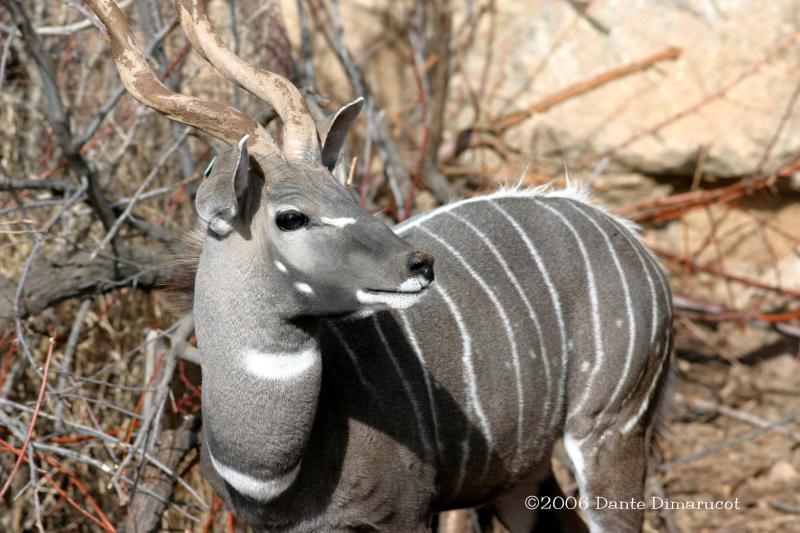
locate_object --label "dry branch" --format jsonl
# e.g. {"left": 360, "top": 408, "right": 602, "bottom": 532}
{"left": 617, "top": 162, "right": 800, "bottom": 223}
{"left": 0, "top": 243, "right": 178, "bottom": 336}
{"left": 495, "top": 46, "right": 682, "bottom": 131}
{"left": 2, "top": 0, "right": 117, "bottom": 232}
{"left": 122, "top": 416, "right": 199, "bottom": 533}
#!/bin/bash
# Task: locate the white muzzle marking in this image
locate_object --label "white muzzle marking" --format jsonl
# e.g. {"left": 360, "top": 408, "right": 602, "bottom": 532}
{"left": 356, "top": 288, "right": 427, "bottom": 310}
{"left": 398, "top": 277, "right": 427, "bottom": 292}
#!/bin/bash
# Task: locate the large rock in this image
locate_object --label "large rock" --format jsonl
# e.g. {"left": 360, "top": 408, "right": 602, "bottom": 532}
{"left": 477, "top": 0, "right": 800, "bottom": 177}
{"left": 279, "top": 1, "right": 800, "bottom": 178}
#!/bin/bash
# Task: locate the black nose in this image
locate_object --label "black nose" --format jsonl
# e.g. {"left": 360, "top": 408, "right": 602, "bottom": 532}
{"left": 407, "top": 251, "right": 434, "bottom": 283}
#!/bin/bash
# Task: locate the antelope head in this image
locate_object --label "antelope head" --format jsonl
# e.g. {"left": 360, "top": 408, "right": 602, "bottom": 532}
{"left": 88, "top": 0, "right": 434, "bottom": 320}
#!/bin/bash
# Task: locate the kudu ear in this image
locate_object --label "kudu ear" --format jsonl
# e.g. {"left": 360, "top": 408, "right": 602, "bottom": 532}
{"left": 196, "top": 134, "right": 250, "bottom": 236}
{"left": 319, "top": 97, "right": 364, "bottom": 173}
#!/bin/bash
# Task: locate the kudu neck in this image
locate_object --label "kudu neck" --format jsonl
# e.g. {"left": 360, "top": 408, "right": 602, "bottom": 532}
{"left": 194, "top": 244, "right": 325, "bottom": 495}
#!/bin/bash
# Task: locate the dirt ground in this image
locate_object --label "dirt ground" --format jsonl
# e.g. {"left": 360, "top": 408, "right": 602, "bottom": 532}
{"left": 549, "top": 322, "right": 800, "bottom": 533}
{"left": 645, "top": 340, "right": 800, "bottom": 532}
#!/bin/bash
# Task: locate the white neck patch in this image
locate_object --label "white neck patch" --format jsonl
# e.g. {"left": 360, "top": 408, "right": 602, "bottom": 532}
{"left": 208, "top": 450, "right": 301, "bottom": 501}
{"left": 243, "top": 344, "right": 319, "bottom": 380}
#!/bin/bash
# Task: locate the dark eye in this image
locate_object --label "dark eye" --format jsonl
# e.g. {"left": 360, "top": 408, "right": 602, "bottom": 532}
{"left": 276, "top": 211, "right": 308, "bottom": 231}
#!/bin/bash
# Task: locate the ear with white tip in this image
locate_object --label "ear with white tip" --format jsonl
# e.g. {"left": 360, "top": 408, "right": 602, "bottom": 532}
{"left": 196, "top": 134, "right": 250, "bottom": 236}
{"left": 320, "top": 97, "right": 364, "bottom": 172}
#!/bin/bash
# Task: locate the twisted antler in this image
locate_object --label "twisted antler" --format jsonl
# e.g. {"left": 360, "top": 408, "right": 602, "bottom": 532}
{"left": 174, "top": 0, "right": 320, "bottom": 165}
{"left": 86, "top": 0, "right": 279, "bottom": 160}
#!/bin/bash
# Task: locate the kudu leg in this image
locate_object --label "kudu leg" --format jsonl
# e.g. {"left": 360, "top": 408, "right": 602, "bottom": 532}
{"left": 563, "top": 430, "right": 648, "bottom": 533}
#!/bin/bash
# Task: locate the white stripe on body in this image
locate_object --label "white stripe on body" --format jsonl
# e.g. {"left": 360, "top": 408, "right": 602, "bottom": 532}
{"left": 564, "top": 203, "right": 636, "bottom": 427}
{"left": 534, "top": 200, "right": 604, "bottom": 421}
{"left": 489, "top": 200, "right": 568, "bottom": 436}
{"left": 433, "top": 283, "right": 491, "bottom": 491}
{"left": 606, "top": 216, "right": 672, "bottom": 417}
{"left": 418, "top": 225, "right": 523, "bottom": 450}
{"left": 372, "top": 316, "right": 433, "bottom": 458}
{"left": 325, "top": 324, "right": 376, "bottom": 396}
{"left": 622, "top": 327, "right": 670, "bottom": 434}
{"left": 399, "top": 311, "right": 443, "bottom": 457}
{"left": 620, "top": 239, "right": 674, "bottom": 433}
{"left": 447, "top": 210, "right": 552, "bottom": 458}
{"left": 599, "top": 216, "right": 662, "bottom": 435}
{"left": 456, "top": 438, "right": 471, "bottom": 495}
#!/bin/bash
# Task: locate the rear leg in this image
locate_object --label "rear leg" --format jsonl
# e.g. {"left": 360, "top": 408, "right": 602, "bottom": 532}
{"left": 563, "top": 429, "right": 648, "bottom": 533}
{"left": 564, "top": 337, "right": 672, "bottom": 532}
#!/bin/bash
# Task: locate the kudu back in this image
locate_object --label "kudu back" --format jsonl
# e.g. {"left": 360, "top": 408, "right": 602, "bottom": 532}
{"left": 88, "top": 1, "right": 673, "bottom": 531}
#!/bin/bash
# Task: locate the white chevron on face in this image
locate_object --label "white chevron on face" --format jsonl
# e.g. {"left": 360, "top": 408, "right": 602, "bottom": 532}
{"left": 320, "top": 216, "right": 357, "bottom": 227}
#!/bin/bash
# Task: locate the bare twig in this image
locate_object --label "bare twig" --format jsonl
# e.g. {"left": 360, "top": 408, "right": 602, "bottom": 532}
{"left": 92, "top": 127, "right": 191, "bottom": 258}
{"left": 0, "top": 0, "right": 133, "bottom": 36}
{"left": 2, "top": 0, "right": 117, "bottom": 232}
{"left": 0, "top": 179, "right": 75, "bottom": 193}
{"left": 123, "top": 416, "right": 199, "bottom": 533}
{"left": 681, "top": 395, "right": 800, "bottom": 443}
{"left": 658, "top": 410, "right": 800, "bottom": 472}
{"left": 0, "top": 337, "right": 54, "bottom": 500}
{"left": 495, "top": 46, "right": 682, "bottom": 131}
{"left": 0, "top": 397, "right": 208, "bottom": 511}
{"left": 74, "top": 16, "right": 179, "bottom": 149}
{"left": 53, "top": 298, "right": 93, "bottom": 432}
{"left": 308, "top": 0, "right": 413, "bottom": 214}
{"left": 111, "top": 315, "right": 194, "bottom": 504}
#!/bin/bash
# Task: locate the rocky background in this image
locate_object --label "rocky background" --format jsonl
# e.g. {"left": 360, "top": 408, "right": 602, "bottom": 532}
{"left": 1, "top": 0, "right": 799, "bottom": 531}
